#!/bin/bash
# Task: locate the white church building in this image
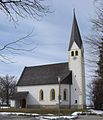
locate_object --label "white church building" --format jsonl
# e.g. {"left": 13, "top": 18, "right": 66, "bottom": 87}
{"left": 14, "top": 12, "right": 86, "bottom": 109}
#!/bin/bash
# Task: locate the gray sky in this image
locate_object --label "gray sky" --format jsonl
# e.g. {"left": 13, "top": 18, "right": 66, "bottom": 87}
{"left": 0, "top": 0, "right": 95, "bottom": 79}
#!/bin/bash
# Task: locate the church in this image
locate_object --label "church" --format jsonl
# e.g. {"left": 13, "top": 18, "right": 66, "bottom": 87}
{"left": 14, "top": 12, "right": 86, "bottom": 109}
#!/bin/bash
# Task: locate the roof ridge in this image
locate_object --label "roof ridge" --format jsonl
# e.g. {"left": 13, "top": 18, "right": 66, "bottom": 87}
{"left": 26, "top": 62, "right": 68, "bottom": 68}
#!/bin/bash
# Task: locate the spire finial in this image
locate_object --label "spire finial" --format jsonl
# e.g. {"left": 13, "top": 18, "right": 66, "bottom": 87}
{"left": 73, "top": 8, "right": 75, "bottom": 14}
{"left": 73, "top": 8, "right": 76, "bottom": 17}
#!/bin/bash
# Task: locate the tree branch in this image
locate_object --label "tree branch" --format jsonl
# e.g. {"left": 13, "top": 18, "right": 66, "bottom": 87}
{"left": 0, "top": 0, "right": 50, "bottom": 22}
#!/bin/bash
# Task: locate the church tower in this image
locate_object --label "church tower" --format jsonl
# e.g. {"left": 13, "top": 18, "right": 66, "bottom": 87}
{"left": 68, "top": 11, "right": 86, "bottom": 108}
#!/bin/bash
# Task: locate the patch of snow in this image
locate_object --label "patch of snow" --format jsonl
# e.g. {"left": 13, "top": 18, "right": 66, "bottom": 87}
{"left": 0, "top": 112, "right": 79, "bottom": 119}
{"left": 62, "top": 115, "right": 78, "bottom": 119}
{"left": 71, "top": 112, "right": 82, "bottom": 116}
{"left": 31, "top": 113, "right": 39, "bottom": 116}
{"left": 41, "top": 116, "right": 59, "bottom": 120}
{"left": 0, "top": 112, "right": 11, "bottom": 115}
{"left": 0, "top": 112, "right": 39, "bottom": 116}
{"left": 0, "top": 106, "right": 10, "bottom": 108}
{"left": 89, "top": 109, "right": 103, "bottom": 115}
{"left": 37, "top": 115, "right": 78, "bottom": 120}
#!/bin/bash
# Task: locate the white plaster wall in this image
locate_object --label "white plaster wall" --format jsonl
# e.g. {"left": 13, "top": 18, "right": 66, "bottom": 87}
{"left": 17, "top": 84, "right": 70, "bottom": 106}
{"left": 60, "top": 84, "right": 70, "bottom": 106}
{"left": 68, "top": 42, "right": 85, "bottom": 106}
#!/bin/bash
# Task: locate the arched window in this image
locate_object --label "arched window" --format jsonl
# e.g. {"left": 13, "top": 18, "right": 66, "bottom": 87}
{"left": 71, "top": 51, "right": 74, "bottom": 56}
{"left": 75, "top": 51, "right": 78, "bottom": 56}
{"left": 39, "top": 89, "right": 43, "bottom": 101}
{"left": 63, "top": 89, "right": 68, "bottom": 101}
{"left": 50, "top": 89, "right": 55, "bottom": 101}
{"left": 75, "top": 100, "right": 77, "bottom": 104}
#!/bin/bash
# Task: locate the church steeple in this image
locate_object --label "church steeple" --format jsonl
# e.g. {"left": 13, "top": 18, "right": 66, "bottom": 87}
{"left": 68, "top": 10, "right": 83, "bottom": 50}
{"left": 68, "top": 10, "right": 85, "bottom": 109}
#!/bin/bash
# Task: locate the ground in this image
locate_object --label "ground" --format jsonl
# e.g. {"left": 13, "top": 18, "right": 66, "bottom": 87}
{"left": 0, "top": 109, "right": 103, "bottom": 120}
{"left": 77, "top": 115, "right": 103, "bottom": 120}
{"left": 0, "top": 115, "right": 103, "bottom": 120}
{"left": 0, "top": 115, "right": 35, "bottom": 120}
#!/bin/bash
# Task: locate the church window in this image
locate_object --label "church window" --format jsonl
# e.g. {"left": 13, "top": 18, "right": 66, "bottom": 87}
{"left": 39, "top": 89, "right": 44, "bottom": 101}
{"left": 71, "top": 51, "right": 74, "bottom": 56}
{"left": 75, "top": 51, "right": 78, "bottom": 56}
{"left": 75, "top": 100, "right": 77, "bottom": 104}
{"left": 63, "top": 89, "right": 68, "bottom": 101}
{"left": 50, "top": 89, "right": 55, "bottom": 101}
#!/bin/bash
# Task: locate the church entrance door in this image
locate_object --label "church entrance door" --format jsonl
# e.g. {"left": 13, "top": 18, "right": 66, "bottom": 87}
{"left": 21, "top": 99, "right": 26, "bottom": 108}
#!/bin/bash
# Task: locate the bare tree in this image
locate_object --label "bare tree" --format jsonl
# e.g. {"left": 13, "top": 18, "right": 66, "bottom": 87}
{"left": 0, "top": 0, "right": 50, "bottom": 63}
{"left": 0, "top": 0, "right": 49, "bottom": 22}
{"left": 0, "top": 30, "right": 37, "bottom": 63}
{"left": 87, "top": 82, "right": 94, "bottom": 107}
{"left": 86, "top": 0, "right": 103, "bottom": 109}
{"left": 0, "top": 75, "right": 16, "bottom": 106}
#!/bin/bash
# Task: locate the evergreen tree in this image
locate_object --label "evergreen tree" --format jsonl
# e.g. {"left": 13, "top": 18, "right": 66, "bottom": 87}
{"left": 93, "top": 42, "right": 103, "bottom": 109}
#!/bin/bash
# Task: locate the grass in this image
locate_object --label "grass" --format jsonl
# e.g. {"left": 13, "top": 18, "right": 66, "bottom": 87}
{"left": 0, "top": 108, "right": 87, "bottom": 115}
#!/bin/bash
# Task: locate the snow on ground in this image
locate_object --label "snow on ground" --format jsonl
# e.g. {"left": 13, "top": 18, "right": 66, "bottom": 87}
{"left": 89, "top": 109, "right": 103, "bottom": 115}
{"left": 0, "top": 106, "right": 10, "bottom": 109}
{"left": 71, "top": 112, "right": 82, "bottom": 116}
{"left": 0, "top": 109, "right": 103, "bottom": 120}
{"left": 36, "top": 115, "right": 78, "bottom": 120}
{"left": 0, "top": 112, "right": 79, "bottom": 120}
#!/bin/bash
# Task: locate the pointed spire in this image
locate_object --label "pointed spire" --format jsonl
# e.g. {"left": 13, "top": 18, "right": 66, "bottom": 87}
{"left": 73, "top": 8, "right": 75, "bottom": 16}
{"left": 68, "top": 9, "right": 83, "bottom": 51}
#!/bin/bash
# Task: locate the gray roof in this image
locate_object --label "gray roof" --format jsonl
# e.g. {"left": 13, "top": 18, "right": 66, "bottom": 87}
{"left": 17, "top": 62, "right": 72, "bottom": 86}
{"left": 68, "top": 11, "right": 82, "bottom": 50}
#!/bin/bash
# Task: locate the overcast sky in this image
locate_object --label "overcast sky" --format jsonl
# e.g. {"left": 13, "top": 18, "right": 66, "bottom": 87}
{"left": 0, "top": 0, "right": 95, "bottom": 79}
